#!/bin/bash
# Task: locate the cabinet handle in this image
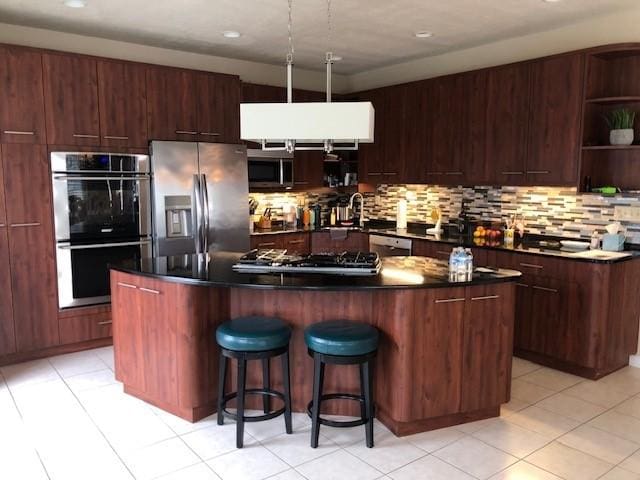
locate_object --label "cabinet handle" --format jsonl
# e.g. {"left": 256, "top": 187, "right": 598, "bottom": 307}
{"left": 98, "top": 320, "right": 113, "bottom": 326}
{"left": 0, "top": 224, "right": 5, "bottom": 228}
{"left": 519, "top": 262, "right": 543, "bottom": 269}
{"left": 10, "top": 222, "right": 40, "bottom": 227}
{"left": 515, "top": 282, "right": 529, "bottom": 288}
{"left": 288, "top": 239, "right": 305, "bottom": 244}
{"left": 471, "top": 295, "right": 500, "bottom": 301}
{"left": 258, "top": 242, "right": 276, "bottom": 247}
{"left": 73, "top": 133, "right": 99, "bottom": 139}
{"left": 116, "top": 282, "right": 137, "bottom": 289}
{"left": 199, "top": 132, "right": 220, "bottom": 136}
{"left": 139, "top": 287, "right": 160, "bottom": 295}
{"left": 501, "top": 171, "right": 524, "bottom": 175}
{"left": 103, "top": 135, "right": 129, "bottom": 140}
{"left": 435, "top": 297, "right": 465, "bottom": 304}
{"left": 294, "top": 181, "right": 309, "bottom": 185}
{"left": 175, "top": 130, "right": 198, "bottom": 135}
{"left": 436, "top": 250, "right": 450, "bottom": 255}
{"left": 532, "top": 285, "right": 558, "bottom": 293}
{"left": 383, "top": 172, "right": 397, "bottom": 175}
{"left": 526, "top": 170, "right": 550, "bottom": 175}
{"left": 3, "top": 130, "right": 35, "bottom": 136}
{"left": 445, "top": 171, "right": 463, "bottom": 175}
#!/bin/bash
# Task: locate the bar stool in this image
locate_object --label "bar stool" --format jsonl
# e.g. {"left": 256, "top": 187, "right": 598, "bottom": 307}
{"left": 304, "top": 320, "right": 379, "bottom": 448}
{"left": 216, "top": 316, "right": 293, "bottom": 448}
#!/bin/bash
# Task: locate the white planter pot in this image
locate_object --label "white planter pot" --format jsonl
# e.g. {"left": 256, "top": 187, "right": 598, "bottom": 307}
{"left": 610, "top": 128, "right": 634, "bottom": 146}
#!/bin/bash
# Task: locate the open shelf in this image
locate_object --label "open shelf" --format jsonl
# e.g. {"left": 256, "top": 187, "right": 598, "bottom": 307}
{"left": 585, "top": 96, "right": 640, "bottom": 105}
{"left": 582, "top": 145, "right": 640, "bottom": 150}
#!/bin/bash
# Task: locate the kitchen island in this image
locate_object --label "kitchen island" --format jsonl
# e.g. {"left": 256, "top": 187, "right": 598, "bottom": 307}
{"left": 110, "top": 253, "right": 520, "bottom": 436}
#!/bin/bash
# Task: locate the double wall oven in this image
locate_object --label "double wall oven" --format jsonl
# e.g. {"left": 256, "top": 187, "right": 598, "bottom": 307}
{"left": 52, "top": 152, "right": 152, "bottom": 308}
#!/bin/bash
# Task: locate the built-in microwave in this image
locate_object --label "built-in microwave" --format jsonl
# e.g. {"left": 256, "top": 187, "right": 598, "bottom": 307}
{"left": 247, "top": 149, "right": 294, "bottom": 189}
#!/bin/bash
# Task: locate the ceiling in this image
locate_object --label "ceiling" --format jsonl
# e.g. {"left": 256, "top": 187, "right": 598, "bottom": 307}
{"left": 0, "top": 0, "right": 637, "bottom": 75}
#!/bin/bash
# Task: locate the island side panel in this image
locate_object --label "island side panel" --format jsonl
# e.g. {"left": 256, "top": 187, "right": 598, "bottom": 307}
{"left": 111, "top": 270, "right": 230, "bottom": 421}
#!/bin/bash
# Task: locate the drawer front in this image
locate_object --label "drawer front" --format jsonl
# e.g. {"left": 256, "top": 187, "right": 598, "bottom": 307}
{"left": 282, "top": 233, "right": 310, "bottom": 255}
{"left": 59, "top": 311, "right": 112, "bottom": 344}
{"left": 250, "top": 234, "right": 283, "bottom": 250}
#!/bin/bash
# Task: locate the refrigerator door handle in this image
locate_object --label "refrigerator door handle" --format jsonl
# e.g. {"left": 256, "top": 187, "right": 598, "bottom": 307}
{"left": 200, "top": 174, "right": 210, "bottom": 252}
{"left": 193, "top": 174, "right": 203, "bottom": 254}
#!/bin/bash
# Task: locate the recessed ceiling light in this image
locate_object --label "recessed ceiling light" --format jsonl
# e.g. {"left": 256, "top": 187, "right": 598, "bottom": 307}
{"left": 63, "top": 0, "right": 87, "bottom": 7}
{"left": 415, "top": 31, "right": 434, "bottom": 38}
{"left": 222, "top": 30, "right": 241, "bottom": 39}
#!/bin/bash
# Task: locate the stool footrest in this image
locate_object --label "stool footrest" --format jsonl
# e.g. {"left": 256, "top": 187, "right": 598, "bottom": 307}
{"left": 307, "top": 393, "right": 372, "bottom": 428}
{"left": 221, "top": 388, "right": 286, "bottom": 423}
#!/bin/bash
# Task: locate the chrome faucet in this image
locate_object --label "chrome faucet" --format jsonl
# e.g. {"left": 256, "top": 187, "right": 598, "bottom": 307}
{"left": 349, "top": 192, "right": 365, "bottom": 228}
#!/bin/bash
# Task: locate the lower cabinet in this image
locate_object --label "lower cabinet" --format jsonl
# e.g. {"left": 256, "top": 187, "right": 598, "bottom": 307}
{"left": 58, "top": 306, "right": 112, "bottom": 345}
{"left": 0, "top": 226, "right": 15, "bottom": 356}
{"left": 311, "top": 231, "right": 369, "bottom": 253}
{"left": 250, "top": 232, "right": 310, "bottom": 255}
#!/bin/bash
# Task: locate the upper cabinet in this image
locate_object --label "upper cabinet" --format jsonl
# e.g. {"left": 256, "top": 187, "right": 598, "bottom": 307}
{"left": 97, "top": 59, "right": 148, "bottom": 148}
{"left": 146, "top": 66, "right": 199, "bottom": 141}
{"left": 42, "top": 52, "right": 100, "bottom": 146}
{"left": 358, "top": 88, "right": 387, "bottom": 183}
{"left": 0, "top": 46, "right": 46, "bottom": 144}
{"left": 526, "top": 53, "right": 584, "bottom": 186}
{"left": 147, "top": 67, "right": 242, "bottom": 143}
{"left": 196, "top": 73, "right": 241, "bottom": 143}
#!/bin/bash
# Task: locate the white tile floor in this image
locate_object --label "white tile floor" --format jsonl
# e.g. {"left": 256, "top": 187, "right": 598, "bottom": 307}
{"left": 1, "top": 349, "right": 640, "bottom": 480}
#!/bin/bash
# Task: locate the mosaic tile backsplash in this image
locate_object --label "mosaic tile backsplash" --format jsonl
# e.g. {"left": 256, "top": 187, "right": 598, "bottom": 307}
{"left": 250, "top": 185, "right": 640, "bottom": 243}
{"left": 364, "top": 185, "right": 640, "bottom": 244}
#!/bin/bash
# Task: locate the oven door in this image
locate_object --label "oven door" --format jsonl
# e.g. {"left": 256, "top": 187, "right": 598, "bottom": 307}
{"left": 56, "top": 238, "right": 152, "bottom": 309}
{"left": 52, "top": 174, "right": 151, "bottom": 242}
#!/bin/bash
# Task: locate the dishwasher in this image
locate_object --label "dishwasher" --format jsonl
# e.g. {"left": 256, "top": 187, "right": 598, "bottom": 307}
{"left": 369, "top": 234, "right": 412, "bottom": 257}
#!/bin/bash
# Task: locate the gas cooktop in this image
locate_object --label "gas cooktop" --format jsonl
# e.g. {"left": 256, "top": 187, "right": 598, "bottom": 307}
{"left": 233, "top": 249, "right": 381, "bottom": 276}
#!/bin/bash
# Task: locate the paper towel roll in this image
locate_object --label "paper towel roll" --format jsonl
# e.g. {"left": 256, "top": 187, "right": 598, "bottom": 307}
{"left": 397, "top": 199, "right": 407, "bottom": 230}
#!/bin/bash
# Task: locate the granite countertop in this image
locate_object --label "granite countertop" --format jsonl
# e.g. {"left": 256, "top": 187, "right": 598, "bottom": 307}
{"left": 111, "top": 252, "right": 521, "bottom": 291}
{"left": 253, "top": 221, "right": 639, "bottom": 264}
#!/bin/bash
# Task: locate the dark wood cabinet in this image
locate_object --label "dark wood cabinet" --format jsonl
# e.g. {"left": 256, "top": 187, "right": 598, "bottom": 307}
{"left": 411, "top": 240, "right": 452, "bottom": 260}
{"left": 146, "top": 66, "right": 198, "bottom": 141}
{"left": 0, "top": 226, "right": 15, "bottom": 356}
{"left": 461, "top": 70, "right": 489, "bottom": 185}
{"left": 0, "top": 46, "right": 46, "bottom": 144}
{"left": 250, "top": 232, "right": 311, "bottom": 255}
{"left": 250, "top": 234, "right": 284, "bottom": 250}
{"left": 311, "top": 231, "right": 369, "bottom": 253}
{"left": 527, "top": 53, "right": 584, "bottom": 185}
{"left": 2, "top": 144, "right": 58, "bottom": 352}
{"left": 196, "top": 73, "right": 241, "bottom": 143}
{"left": 485, "top": 64, "right": 531, "bottom": 185}
{"left": 42, "top": 53, "right": 100, "bottom": 146}
{"left": 97, "top": 59, "right": 148, "bottom": 148}
{"left": 461, "top": 284, "right": 514, "bottom": 411}
{"left": 293, "top": 151, "right": 324, "bottom": 189}
{"left": 358, "top": 89, "right": 386, "bottom": 183}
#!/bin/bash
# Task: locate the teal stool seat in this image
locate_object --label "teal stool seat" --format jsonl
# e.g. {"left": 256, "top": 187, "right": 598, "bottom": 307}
{"left": 304, "top": 320, "right": 379, "bottom": 356}
{"left": 216, "top": 316, "right": 291, "bottom": 352}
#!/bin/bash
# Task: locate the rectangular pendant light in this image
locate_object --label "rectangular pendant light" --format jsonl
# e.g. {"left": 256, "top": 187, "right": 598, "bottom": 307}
{"left": 240, "top": 101, "right": 375, "bottom": 146}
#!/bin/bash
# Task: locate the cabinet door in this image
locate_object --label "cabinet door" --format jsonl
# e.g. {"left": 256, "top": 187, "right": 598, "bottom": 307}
{"left": 513, "top": 279, "right": 534, "bottom": 351}
{"left": 486, "top": 64, "right": 530, "bottom": 185}
{"left": 381, "top": 84, "right": 405, "bottom": 183}
{"left": 358, "top": 89, "right": 386, "bottom": 183}
{"left": 3, "top": 144, "right": 58, "bottom": 352}
{"left": 527, "top": 53, "right": 584, "bottom": 185}
{"left": 0, "top": 46, "right": 46, "bottom": 144}
{"left": 42, "top": 53, "right": 100, "bottom": 146}
{"left": 527, "top": 277, "right": 563, "bottom": 356}
{"left": 282, "top": 233, "right": 310, "bottom": 255}
{"left": 196, "top": 73, "right": 241, "bottom": 143}
{"left": 0, "top": 225, "right": 15, "bottom": 356}
{"left": 425, "top": 76, "right": 464, "bottom": 184}
{"left": 311, "top": 232, "right": 368, "bottom": 253}
{"left": 461, "top": 284, "right": 514, "bottom": 411}
{"left": 250, "top": 235, "right": 283, "bottom": 250}
{"left": 461, "top": 70, "right": 489, "bottom": 185}
{"left": 402, "top": 82, "right": 427, "bottom": 183}
{"left": 97, "top": 60, "right": 148, "bottom": 148}
{"left": 411, "top": 288, "right": 465, "bottom": 417}
{"left": 293, "top": 151, "right": 324, "bottom": 189}
{"left": 147, "top": 66, "right": 198, "bottom": 141}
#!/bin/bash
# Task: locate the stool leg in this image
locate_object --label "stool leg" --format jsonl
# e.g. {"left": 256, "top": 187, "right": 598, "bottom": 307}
{"left": 217, "top": 353, "right": 227, "bottom": 425}
{"left": 363, "top": 359, "right": 374, "bottom": 448}
{"left": 262, "top": 358, "right": 271, "bottom": 414}
{"left": 310, "top": 353, "right": 325, "bottom": 448}
{"left": 358, "top": 364, "right": 367, "bottom": 422}
{"left": 281, "top": 349, "right": 293, "bottom": 434}
{"left": 236, "top": 357, "right": 247, "bottom": 448}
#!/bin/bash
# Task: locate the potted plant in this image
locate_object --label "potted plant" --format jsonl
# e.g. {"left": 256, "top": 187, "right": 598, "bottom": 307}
{"left": 606, "top": 108, "right": 636, "bottom": 146}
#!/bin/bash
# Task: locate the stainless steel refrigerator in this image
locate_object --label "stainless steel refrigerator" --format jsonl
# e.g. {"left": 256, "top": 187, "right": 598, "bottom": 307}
{"left": 150, "top": 141, "right": 250, "bottom": 256}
